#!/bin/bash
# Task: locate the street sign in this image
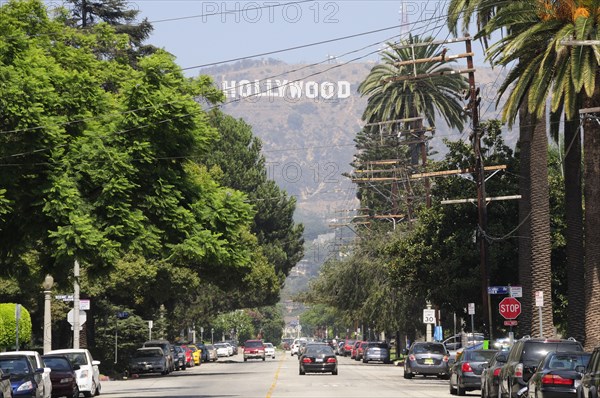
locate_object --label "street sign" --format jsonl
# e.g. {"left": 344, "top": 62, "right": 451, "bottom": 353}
{"left": 423, "top": 309, "right": 436, "bottom": 324}
{"left": 468, "top": 303, "right": 475, "bottom": 315}
{"left": 67, "top": 309, "right": 87, "bottom": 325}
{"left": 80, "top": 299, "right": 90, "bottom": 311}
{"left": 488, "top": 286, "right": 509, "bottom": 295}
{"left": 499, "top": 297, "right": 521, "bottom": 319}
{"left": 116, "top": 311, "right": 129, "bottom": 319}
{"left": 504, "top": 320, "right": 518, "bottom": 326}
{"left": 535, "top": 291, "right": 544, "bottom": 307}
{"left": 55, "top": 295, "right": 74, "bottom": 301}
{"left": 509, "top": 286, "right": 522, "bottom": 298}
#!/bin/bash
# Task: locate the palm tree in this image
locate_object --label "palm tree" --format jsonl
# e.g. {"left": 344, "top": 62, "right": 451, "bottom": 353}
{"left": 483, "top": 0, "right": 600, "bottom": 348}
{"left": 356, "top": 35, "right": 468, "bottom": 217}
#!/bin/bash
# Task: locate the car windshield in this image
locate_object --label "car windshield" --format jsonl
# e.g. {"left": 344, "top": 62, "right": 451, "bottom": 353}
{"left": 245, "top": 341, "right": 263, "bottom": 348}
{"left": 215, "top": 344, "right": 226, "bottom": 348}
{"left": 306, "top": 346, "right": 334, "bottom": 356}
{"left": 61, "top": 353, "right": 88, "bottom": 367}
{"left": 412, "top": 343, "right": 446, "bottom": 354}
{"left": 522, "top": 342, "right": 582, "bottom": 364}
{"left": 0, "top": 358, "right": 30, "bottom": 374}
{"left": 265, "top": 343, "right": 273, "bottom": 348}
{"left": 134, "top": 349, "right": 163, "bottom": 358}
{"left": 546, "top": 353, "right": 591, "bottom": 370}
{"left": 42, "top": 357, "right": 71, "bottom": 370}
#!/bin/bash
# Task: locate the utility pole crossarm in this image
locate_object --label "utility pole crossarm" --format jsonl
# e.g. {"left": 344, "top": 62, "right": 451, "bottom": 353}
{"left": 383, "top": 68, "right": 476, "bottom": 83}
{"left": 394, "top": 52, "right": 474, "bottom": 66}
{"left": 410, "top": 164, "right": 507, "bottom": 179}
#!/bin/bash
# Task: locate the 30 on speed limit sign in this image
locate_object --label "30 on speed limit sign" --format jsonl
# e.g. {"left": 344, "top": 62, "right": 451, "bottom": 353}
{"left": 423, "top": 309, "right": 436, "bottom": 324}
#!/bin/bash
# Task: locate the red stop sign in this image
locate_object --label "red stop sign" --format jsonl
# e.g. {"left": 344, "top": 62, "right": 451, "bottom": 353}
{"left": 499, "top": 297, "right": 521, "bottom": 319}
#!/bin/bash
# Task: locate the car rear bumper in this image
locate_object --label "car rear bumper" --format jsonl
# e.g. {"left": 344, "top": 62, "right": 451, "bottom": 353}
{"left": 458, "top": 374, "right": 482, "bottom": 389}
{"left": 301, "top": 363, "right": 337, "bottom": 373}
{"left": 407, "top": 362, "right": 448, "bottom": 375}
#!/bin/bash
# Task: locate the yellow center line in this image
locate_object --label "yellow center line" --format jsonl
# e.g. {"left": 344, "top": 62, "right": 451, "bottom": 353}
{"left": 266, "top": 352, "right": 286, "bottom": 398}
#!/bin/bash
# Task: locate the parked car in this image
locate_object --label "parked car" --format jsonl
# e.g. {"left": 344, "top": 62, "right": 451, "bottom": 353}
{"left": 214, "top": 343, "right": 230, "bottom": 357}
{"left": 498, "top": 337, "right": 583, "bottom": 398}
{"left": 299, "top": 343, "right": 338, "bottom": 375}
{"left": 41, "top": 354, "right": 79, "bottom": 398}
{"left": 350, "top": 341, "right": 362, "bottom": 360}
{"left": 171, "top": 345, "right": 186, "bottom": 370}
{"left": 449, "top": 349, "right": 498, "bottom": 395}
{"left": 225, "top": 340, "right": 238, "bottom": 355}
{"left": 264, "top": 343, "right": 276, "bottom": 359}
{"left": 363, "top": 341, "right": 391, "bottom": 364}
{"left": 298, "top": 341, "right": 309, "bottom": 357}
{"left": 0, "top": 369, "right": 11, "bottom": 398}
{"left": 0, "top": 351, "right": 52, "bottom": 398}
{"left": 0, "top": 354, "right": 45, "bottom": 398}
{"left": 404, "top": 341, "right": 450, "bottom": 379}
{"left": 177, "top": 345, "right": 194, "bottom": 368}
{"left": 142, "top": 340, "right": 174, "bottom": 372}
{"left": 341, "top": 339, "right": 356, "bottom": 357}
{"left": 186, "top": 344, "right": 201, "bottom": 366}
{"left": 481, "top": 350, "right": 509, "bottom": 398}
{"left": 243, "top": 340, "right": 266, "bottom": 362}
{"left": 195, "top": 343, "right": 209, "bottom": 363}
{"left": 355, "top": 341, "right": 369, "bottom": 361}
{"left": 204, "top": 345, "right": 218, "bottom": 362}
{"left": 290, "top": 338, "right": 307, "bottom": 357}
{"left": 577, "top": 345, "right": 600, "bottom": 398}
{"left": 527, "top": 351, "right": 590, "bottom": 398}
{"left": 128, "top": 347, "right": 169, "bottom": 376}
{"left": 46, "top": 349, "right": 100, "bottom": 397}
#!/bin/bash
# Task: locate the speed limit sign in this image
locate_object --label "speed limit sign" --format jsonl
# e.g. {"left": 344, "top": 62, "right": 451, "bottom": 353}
{"left": 423, "top": 309, "right": 436, "bottom": 324}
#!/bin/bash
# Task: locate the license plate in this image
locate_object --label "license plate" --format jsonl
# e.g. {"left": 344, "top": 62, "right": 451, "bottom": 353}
{"left": 316, "top": 358, "right": 323, "bottom": 363}
{"left": 424, "top": 358, "right": 434, "bottom": 365}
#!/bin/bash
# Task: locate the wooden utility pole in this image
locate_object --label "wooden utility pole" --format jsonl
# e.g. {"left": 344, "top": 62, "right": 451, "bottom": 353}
{"left": 465, "top": 35, "right": 493, "bottom": 341}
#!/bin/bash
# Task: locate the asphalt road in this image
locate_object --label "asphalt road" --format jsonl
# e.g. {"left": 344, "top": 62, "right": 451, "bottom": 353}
{"left": 99, "top": 351, "right": 477, "bottom": 398}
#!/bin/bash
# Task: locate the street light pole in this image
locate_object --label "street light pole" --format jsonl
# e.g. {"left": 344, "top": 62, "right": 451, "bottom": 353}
{"left": 42, "top": 274, "right": 54, "bottom": 354}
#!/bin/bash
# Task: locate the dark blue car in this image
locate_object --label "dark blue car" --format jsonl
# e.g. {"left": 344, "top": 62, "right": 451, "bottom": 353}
{"left": 0, "top": 355, "right": 44, "bottom": 397}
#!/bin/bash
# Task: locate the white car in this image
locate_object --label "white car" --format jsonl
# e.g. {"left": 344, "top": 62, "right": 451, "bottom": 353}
{"left": 290, "top": 338, "right": 306, "bottom": 356}
{"left": 224, "top": 342, "right": 234, "bottom": 356}
{"left": 47, "top": 349, "right": 100, "bottom": 397}
{"left": 0, "top": 351, "right": 52, "bottom": 398}
{"left": 214, "top": 344, "right": 230, "bottom": 357}
{"left": 264, "top": 343, "right": 275, "bottom": 359}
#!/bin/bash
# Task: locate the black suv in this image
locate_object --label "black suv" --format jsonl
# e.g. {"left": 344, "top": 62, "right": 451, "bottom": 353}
{"left": 577, "top": 345, "right": 600, "bottom": 398}
{"left": 498, "top": 337, "right": 583, "bottom": 398}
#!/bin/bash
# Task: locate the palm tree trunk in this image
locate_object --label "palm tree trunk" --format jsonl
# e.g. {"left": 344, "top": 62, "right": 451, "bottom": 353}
{"left": 583, "top": 71, "right": 600, "bottom": 351}
{"left": 564, "top": 114, "right": 585, "bottom": 342}
{"left": 529, "top": 110, "right": 554, "bottom": 338}
{"left": 518, "top": 105, "right": 533, "bottom": 335}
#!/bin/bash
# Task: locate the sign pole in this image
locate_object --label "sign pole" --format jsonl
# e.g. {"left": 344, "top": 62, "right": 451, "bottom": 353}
{"left": 536, "top": 291, "right": 544, "bottom": 337}
{"left": 73, "top": 260, "right": 80, "bottom": 349}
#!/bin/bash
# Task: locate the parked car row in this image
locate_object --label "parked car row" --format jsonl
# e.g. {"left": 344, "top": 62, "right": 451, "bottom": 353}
{"left": 0, "top": 348, "right": 100, "bottom": 398}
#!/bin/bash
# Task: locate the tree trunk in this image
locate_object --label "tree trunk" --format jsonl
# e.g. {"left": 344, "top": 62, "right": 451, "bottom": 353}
{"left": 564, "top": 114, "right": 585, "bottom": 342}
{"left": 583, "top": 71, "right": 600, "bottom": 351}
{"left": 529, "top": 111, "right": 554, "bottom": 338}
{"left": 518, "top": 105, "right": 533, "bottom": 335}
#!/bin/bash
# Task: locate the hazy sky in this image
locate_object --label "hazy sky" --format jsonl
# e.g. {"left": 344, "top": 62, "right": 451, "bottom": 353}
{"left": 136, "top": 0, "right": 485, "bottom": 74}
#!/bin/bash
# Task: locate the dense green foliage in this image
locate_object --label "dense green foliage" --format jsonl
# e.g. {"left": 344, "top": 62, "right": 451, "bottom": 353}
{"left": 0, "top": 304, "right": 32, "bottom": 349}
{"left": 0, "top": 0, "right": 298, "bottom": 370}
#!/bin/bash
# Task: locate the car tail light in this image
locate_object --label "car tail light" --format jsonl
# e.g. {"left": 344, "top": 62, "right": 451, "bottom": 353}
{"left": 326, "top": 358, "right": 337, "bottom": 363}
{"left": 542, "top": 374, "right": 574, "bottom": 386}
{"left": 302, "top": 358, "right": 312, "bottom": 364}
{"left": 409, "top": 355, "right": 416, "bottom": 361}
{"left": 515, "top": 363, "right": 523, "bottom": 378}
{"left": 493, "top": 368, "right": 501, "bottom": 377}
{"left": 443, "top": 355, "right": 449, "bottom": 362}
{"left": 462, "top": 362, "right": 473, "bottom": 373}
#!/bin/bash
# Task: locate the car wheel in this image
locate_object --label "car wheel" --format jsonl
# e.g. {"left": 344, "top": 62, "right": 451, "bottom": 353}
{"left": 244, "top": 358, "right": 247, "bottom": 362}
{"left": 457, "top": 379, "right": 466, "bottom": 396}
{"left": 404, "top": 370, "right": 413, "bottom": 379}
{"left": 363, "top": 358, "right": 368, "bottom": 363}
{"left": 450, "top": 380, "right": 457, "bottom": 395}
{"left": 262, "top": 356, "right": 266, "bottom": 361}
{"left": 299, "top": 368, "right": 305, "bottom": 375}
{"left": 83, "top": 382, "right": 96, "bottom": 397}
{"left": 332, "top": 369, "right": 338, "bottom": 375}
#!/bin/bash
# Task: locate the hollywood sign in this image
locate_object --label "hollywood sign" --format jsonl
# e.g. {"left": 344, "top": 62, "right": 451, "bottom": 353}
{"left": 221, "top": 80, "right": 352, "bottom": 100}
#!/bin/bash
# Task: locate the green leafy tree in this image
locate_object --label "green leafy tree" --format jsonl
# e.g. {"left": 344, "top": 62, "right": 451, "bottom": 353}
{"left": 0, "top": 303, "right": 32, "bottom": 349}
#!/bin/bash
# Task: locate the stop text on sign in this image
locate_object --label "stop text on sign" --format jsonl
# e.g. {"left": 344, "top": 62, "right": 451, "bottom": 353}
{"left": 498, "top": 297, "right": 522, "bottom": 319}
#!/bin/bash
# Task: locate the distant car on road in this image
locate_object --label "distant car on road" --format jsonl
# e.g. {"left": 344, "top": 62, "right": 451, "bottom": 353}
{"left": 481, "top": 350, "right": 508, "bottom": 398}
{"left": 404, "top": 342, "right": 450, "bottom": 379}
{"left": 299, "top": 343, "right": 338, "bottom": 376}
{"left": 264, "top": 343, "right": 276, "bottom": 359}
{"left": 128, "top": 347, "right": 169, "bottom": 376}
{"left": 363, "top": 341, "right": 391, "bottom": 364}
{"left": 243, "top": 340, "right": 266, "bottom": 362}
